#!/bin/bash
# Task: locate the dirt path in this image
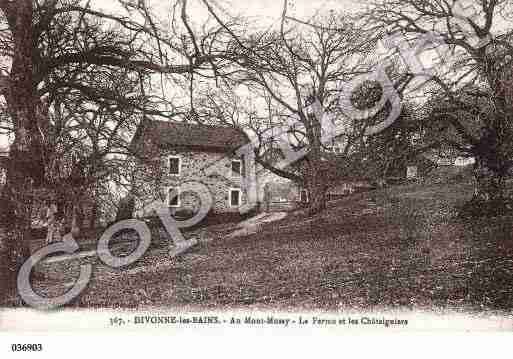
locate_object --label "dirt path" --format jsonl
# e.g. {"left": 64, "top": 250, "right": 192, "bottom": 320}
{"left": 227, "top": 212, "right": 287, "bottom": 238}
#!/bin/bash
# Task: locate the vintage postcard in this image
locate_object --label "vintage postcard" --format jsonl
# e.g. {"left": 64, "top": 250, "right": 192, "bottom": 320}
{"left": 1, "top": 0, "right": 513, "bottom": 354}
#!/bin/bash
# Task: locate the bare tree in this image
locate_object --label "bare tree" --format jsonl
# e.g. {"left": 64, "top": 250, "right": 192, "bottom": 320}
{"left": 0, "top": 0, "right": 244, "bottom": 305}
{"left": 196, "top": 8, "right": 415, "bottom": 215}
{"left": 365, "top": 0, "right": 513, "bottom": 207}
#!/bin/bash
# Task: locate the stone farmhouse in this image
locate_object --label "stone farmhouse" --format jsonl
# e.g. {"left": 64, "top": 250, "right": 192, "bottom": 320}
{"left": 131, "top": 120, "right": 254, "bottom": 217}
{"left": 130, "top": 120, "right": 402, "bottom": 217}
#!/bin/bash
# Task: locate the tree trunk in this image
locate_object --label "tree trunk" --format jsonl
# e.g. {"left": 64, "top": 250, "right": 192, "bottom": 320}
{"left": 71, "top": 203, "right": 81, "bottom": 238}
{"left": 306, "top": 166, "right": 329, "bottom": 216}
{"left": 471, "top": 123, "right": 510, "bottom": 212}
{"left": 0, "top": 1, "right": 45, "bottom": 306}
{"left": 89, "top": 186, "right": 99, "bottom": 229}
{"left": 307, "top": 184, "right": 328, "bottom": 216}
{"left": 473, "top": 158, "right": 506, "bottom": 203}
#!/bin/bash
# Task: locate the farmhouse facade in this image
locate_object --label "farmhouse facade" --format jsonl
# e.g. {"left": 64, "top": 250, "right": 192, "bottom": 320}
{"left": 131, "top": 120, "right": 253, "bottom": 217}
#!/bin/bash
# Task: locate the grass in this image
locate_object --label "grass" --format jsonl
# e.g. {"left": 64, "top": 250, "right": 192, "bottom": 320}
{"left": 29, "top": 181, "right": 513, "bottom": 313}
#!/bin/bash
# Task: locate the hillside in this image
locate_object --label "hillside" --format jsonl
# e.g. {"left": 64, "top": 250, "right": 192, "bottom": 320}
{"left": 31, "top": 181, "right": 513, "bottom": 313}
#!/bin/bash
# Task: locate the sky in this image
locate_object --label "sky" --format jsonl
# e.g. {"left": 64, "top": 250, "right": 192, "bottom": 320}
{"left": 153, "top": 0, "right": 362, "bottom": 21}
{"left": 92, "top": 0, "right": 362, "bottom": 29}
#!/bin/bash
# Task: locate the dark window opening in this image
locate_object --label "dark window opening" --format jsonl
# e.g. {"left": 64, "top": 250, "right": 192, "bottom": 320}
{"left": 300, "top": 189, "right": 309, "bottom": 203}
{"left": 169, "top": 156, "right": 180, "bottom": 175}
{"left": 231, "top": 160, "right": 242, "bottom": 177}
{"left": 230, "top": 189, "right": 241, "bottom": 207}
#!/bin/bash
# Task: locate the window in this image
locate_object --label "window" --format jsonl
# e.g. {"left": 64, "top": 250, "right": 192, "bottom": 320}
{"left": 299, "top": 189, "right": 309, "bottom": 203}
{"left": 229, "top": 188, "right": 241, "bottom": 207}
{"left": 168, "top": 156, "right": 181, "bottom": 176}
{"left": 231, "top": 159, "right": 242, "bottom": 177}
{"left": 168, "top": 186, "right": 180, "bottom": 207}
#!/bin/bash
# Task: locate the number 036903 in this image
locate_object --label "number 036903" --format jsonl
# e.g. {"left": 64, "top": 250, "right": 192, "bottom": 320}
{"left": 11, "top": 344, "right": 43, "bottom": 352}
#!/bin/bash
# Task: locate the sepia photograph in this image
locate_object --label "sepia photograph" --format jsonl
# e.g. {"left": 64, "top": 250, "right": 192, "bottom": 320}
{"left": 0, "top": 0, "right": 513, "bottom": 352}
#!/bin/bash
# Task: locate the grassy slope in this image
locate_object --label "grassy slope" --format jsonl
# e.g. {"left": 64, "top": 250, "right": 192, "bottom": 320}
{"left": 33, "top": 181, "right": 513, "bottom": 313}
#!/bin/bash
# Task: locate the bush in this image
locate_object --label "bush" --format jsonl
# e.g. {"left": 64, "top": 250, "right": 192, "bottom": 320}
{"left": 115, "top": 196, "right": 135, "bottom": 222}
{"left": 457, "top": 197, "right": 513, "bottom": 218}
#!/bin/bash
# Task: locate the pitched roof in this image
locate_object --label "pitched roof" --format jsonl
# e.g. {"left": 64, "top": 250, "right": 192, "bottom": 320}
{"left": 132, "top": 120, "right": 249, "bottom": 153}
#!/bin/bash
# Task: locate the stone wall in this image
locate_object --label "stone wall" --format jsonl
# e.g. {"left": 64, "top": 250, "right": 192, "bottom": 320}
{"left": 135, "top": 148, "right": 253, "bottom": 216}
